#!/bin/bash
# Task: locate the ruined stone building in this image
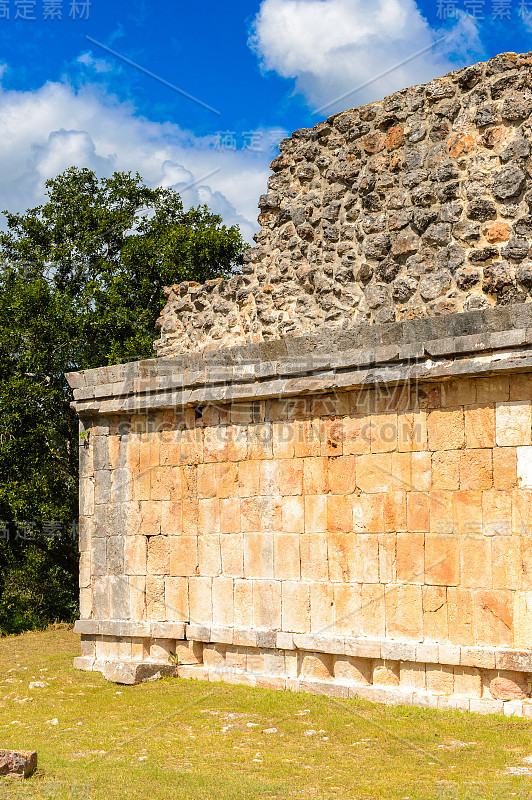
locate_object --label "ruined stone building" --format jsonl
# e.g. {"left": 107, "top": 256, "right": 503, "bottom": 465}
{"left": 68, "top": 52, "right": 532, "bottom": 713}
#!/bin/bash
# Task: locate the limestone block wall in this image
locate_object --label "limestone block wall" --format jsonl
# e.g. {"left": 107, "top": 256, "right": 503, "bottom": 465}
{"left": 69, "top": 303, "right": 532, "bottom": 713}
{"left": 156, "top": 51, "right": 532, "bottom": 356}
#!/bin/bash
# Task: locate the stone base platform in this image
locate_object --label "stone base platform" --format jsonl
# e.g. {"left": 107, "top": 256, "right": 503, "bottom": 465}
{"left": 74, "top": 621, "right": 532, "bottom": 717}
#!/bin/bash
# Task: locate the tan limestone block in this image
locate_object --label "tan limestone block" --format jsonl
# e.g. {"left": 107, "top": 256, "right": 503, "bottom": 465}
{"left": 514, "top": 590, "right": 532, "bottom": 648}
{"left": 327, "top": 494, "right": 353, "bottom": 533}
{"left": 426, "top": 664, "right": 454, "bottom": 695}
{"left": 328, "top": 533, "right": 357, "bottom": 583}
{"left": 233, "top": 579, "right": 253, "bottom": 628}
{"left": 483, "top": 490, "right": 512, "bottom": 537}
{"left": 198, "top": 534, "right": 222, "bottom": 576}
{"left": 357, "top": 535, "right": 379, "bottom": 583}
{"left": 464, "top": 405, "right": 496, "bottom": 449}
{"left": 259, "top": 460, "right": 282, "bottom": 496}
{"left": 521, "top": 539, "right": 532, "bottom": 590}
{"left": 244, "top": 532, "right": 274, "bottom": 579}
{"left": 441, "top": 378, "right": 476, "bottom": 407}
{"left": 383, "top": 491, "right": 407, "bottom": 532}
{"left": 151, "top": 467, "right": 173, "bottom": 501}
{"left": 375, "top": 384, "right": 411, "bottom": 414}
{"left": 124, "top": 536, "right": 147, "bottom": 576}
{"left": 427, "top": 407, "right": 464, "bottom": 451}
{"left": 281, "top": 495, "right": 304, "bottom": 534}
{"left": 369, "top": 412, "right": 398, "bottom": 453}
{"left": 493, "top": 447, "right": 517, "bottom": 490}
{"left": 397, "top": 411, "right": 427, "bottom": 453}
{"left": 432, "top": 451, "right": 460, "bottom": 491}
{"left": 334, "top": 583, "right": 363, "bottom": 636}
{"left": 272, "top": 420, "right": 295, "bottom": 459}
{"left": 360, "top": 584, "right": 385, "bottom": 637}
{"left": 342, "top": 416, "right": 371, "bottom": 456}
{"left": 147, "top": 535, "right": 170, "bottom": 575}
{"left": 430, "top": 491, "right": 454, "bottom": 535}
{"left": 354, "top": 493, "right": 385, "bottom": 532}
{"left": 202, "top": 643, "right": 226, "bottom": 669}
{"left": 274, "top": 533, "right": 300, "bottom": 580}
{"left": 490, "top": 673, "right": 528, "bottom": 701}
{"left": 411, "top": 452, "right": 431, "bottom": 492}
{"left": 453, "top": 666, "right": 482, "bottom": 698}
{"left": 161, "top": 500, "right": 183, "bottom": 536}
{"left": 334, "top": 655, "right": 372, "bottom": 684}
{"left": 180, "top": 428, "right": 203, "bottom": 465}
{"left": 389, "top": 452, "right": 411, "bottom": 491}
{"left": 281, "top": 581, "right": 310, "bottom": 633}
{"left": 373, "top": 661, "right": 400, "bottom": 687}
{"left": 425, "top": 535, "right": 458, "bottom": 586}
{"left": 320, "top": 418, "right": 344, "bottom": 458}
{"left": 170, "top": 535, "right": 198, "bottom": 577}
{"left": 225, "top": 645, "right": 247, "bottom": 671}
{"left": 476, "top": 375, "right": 509, "bottom": 404}
{"left": 79, "top": 551, "right": 91, "bottom": 589}
{"left": 491, "top": 536, "right": 521, "bottom": 590}
{"left": 300, "top": 651, "right": 334, "bottom": 681}
{"left": 460, "top": 449, "right": 493, "bottom": 491}
{"left": 130, "top": 576, "right": 147, "bottom": 620}
{"left": 277, "top": 458, "right": 303, "bottom": 495}
{"left": 407, "top": 492, "right": 429, "bottom": 532}
{"left": 188, "top": 576, "right": 212, "bottom": 626}
{"left": 220, "top": 533, "right": 244, "bottom": 578}
{"left": 254, "top": 579, "right": 281, "bottom": 629}
{"left": 304, "top": 495, "right": 328, "bottom": 532}
{"left": 422, "top": 585, "right": 449, "bottom": 641}
{"left": 496, "top": 401, "right": 532, "bottom": 447}
{"left": 212, "top": 576, "right": 234, "bottom": 627}
{"left": 396, "top": 532, "right": 425, "bottom": 584}
{"left": 139, "top": 500, "right": 161, "bottom": 537}
{"left": 165, "top": 577, "right": 188, "bottom": 623}
{"left": 400, "top": 661, "right": 426, "bottom": 690}
{"left": 181, "top": 464, "right": 197, "bottom": 497}
{"left": 219, "top": 497, "right": 241, "bottom": 534}
{"left": 328, "top": 455, "right": 356, "bottom": 494}
{"left": 198, "top": 498, "right": 220, "bottom": 535}
{"left": 175, "top": 639, "right": 203, "bottom": 665}
{"left": 238, "top": 461, "right": 260, "bottom": 499}
{"left": 146, "top": 575, "right": 166, "bottom": 621}
{"left": 261, "top": 496, "right": 282, "bottom": 532}
{"left": 310, "top": 582, "right": 334, "bottom": 633}
{"left": 517, "top": 446, "right": 532, "bottom": 489}
{"left": 378, "top": 533, "right": 397, "bottom": 583}
{"left": 303, "top": 457, "right": 329, "bottom": 495}
{"left": 474, "top": 589, "right": 513, "bottom": 647}
{"left": 216, "top": 462, "right": 239, "bottom": 499}
{"left": 293, "top": 419, "right": 321, "bottom": 458}
{"left": 159, "top": 434, "right": 181, "bottom": 468}
{"left": 300, "top": 534, "right": 328, "bottom": 582}
{"left": 356, "top": 453, "right": 392, "bottom": 493}
{"left": 226, "top": 424, "right": 248, "bottom": 462}
{"left": 203, "top": 426, "right": 227, "bottom": 463}
{"left": 461, "top": 535, "right": 491, "bottom": 588}
{"left": 453, "top": 491, "right": 482, "bottom": 536}
{"left": 385, "top": 584, "right": 423, "bottom": 640}
{"left": 241, "top": 496, "right": 262, "bottom": 532}
{"left": 447, "top": 587, "right": 474, "bottom": 646}
{"left": 79, "top": 588, "right": 92, "bottom": 619}
{"left": 512, "top": 488, "right": 532, "bottom": 535}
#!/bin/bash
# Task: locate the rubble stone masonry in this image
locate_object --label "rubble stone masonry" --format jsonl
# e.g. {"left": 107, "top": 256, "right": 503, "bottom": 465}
{"left": 67, "top": 54, "right": 532, "bottom": 714}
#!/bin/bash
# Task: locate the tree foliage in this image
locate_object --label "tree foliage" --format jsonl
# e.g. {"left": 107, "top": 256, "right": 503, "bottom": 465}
{"left": 0, "top": 167, "right": 247, "bottom": 633}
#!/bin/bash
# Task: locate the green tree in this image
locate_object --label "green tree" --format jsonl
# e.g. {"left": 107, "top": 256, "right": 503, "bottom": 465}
{"left": 0, "top": 167, "right": 247, "bottom": 633}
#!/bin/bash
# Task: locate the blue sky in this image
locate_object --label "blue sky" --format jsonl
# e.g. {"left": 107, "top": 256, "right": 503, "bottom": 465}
{"left": 0, "top": 0, "right": 530, "bottom": 240}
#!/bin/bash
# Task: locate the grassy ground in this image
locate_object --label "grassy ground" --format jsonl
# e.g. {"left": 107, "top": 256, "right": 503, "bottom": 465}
{"left": 0, "top": 630, "right": 531, "bottom": 799}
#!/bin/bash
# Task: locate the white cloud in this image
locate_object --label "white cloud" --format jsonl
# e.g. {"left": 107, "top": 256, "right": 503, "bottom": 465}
{"left": 250, "top": 0, "right": 484, "bottom": 114}
{"left": 0, "top": 78, "right": 272, "bottom": 242}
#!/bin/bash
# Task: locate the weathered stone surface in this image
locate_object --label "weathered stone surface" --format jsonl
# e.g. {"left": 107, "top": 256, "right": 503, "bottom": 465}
{"left": 153, "top": 52, "right": 532, "bottom": 356}
{"left": 0, "top": 750, "right": 37, "bottom": 778}
{"left": 101, "top": 661, "right": 177, "bottom": 685}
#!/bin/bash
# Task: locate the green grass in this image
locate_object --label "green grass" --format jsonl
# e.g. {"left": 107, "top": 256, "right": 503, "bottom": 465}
{"left": 0, "top": 629, "right": 531, "bottom": 799}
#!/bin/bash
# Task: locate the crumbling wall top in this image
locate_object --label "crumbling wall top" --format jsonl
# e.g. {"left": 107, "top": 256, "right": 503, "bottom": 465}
{"left": 155, "top": 51, "right": 532, "bottom": 357}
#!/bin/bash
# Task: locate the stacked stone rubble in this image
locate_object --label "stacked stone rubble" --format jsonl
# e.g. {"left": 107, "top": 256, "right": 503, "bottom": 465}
{"left": 156, "top": 51, "right": 532, "bottom": 356}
